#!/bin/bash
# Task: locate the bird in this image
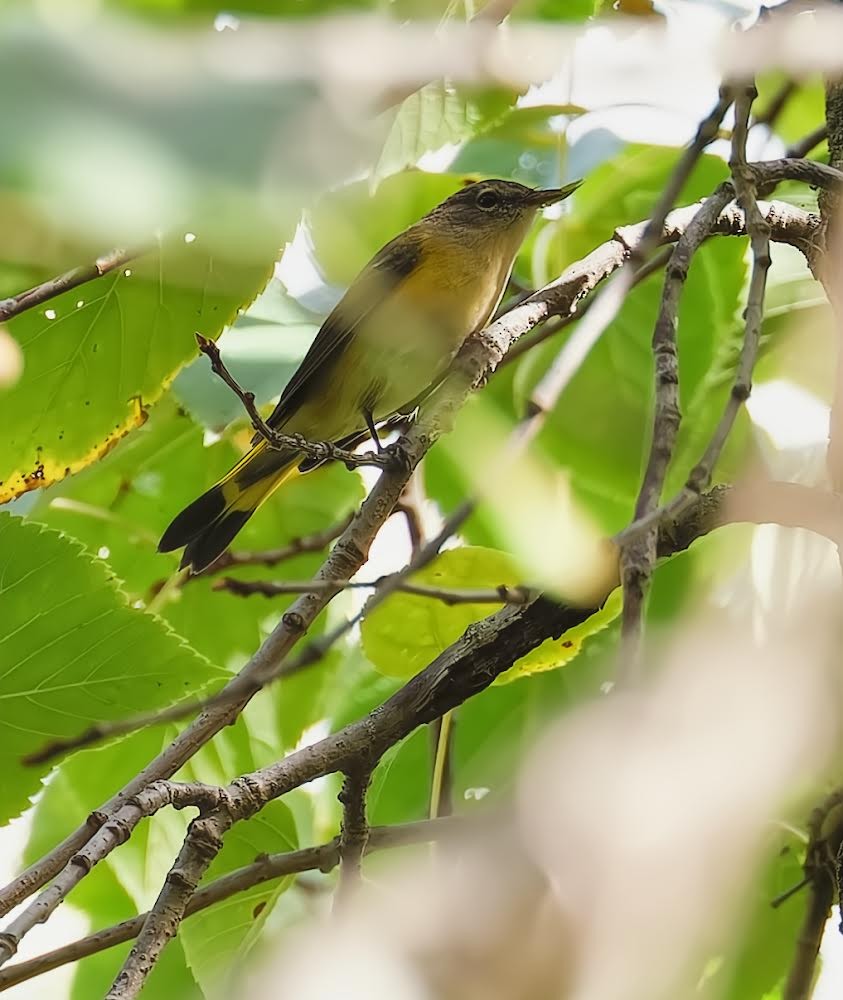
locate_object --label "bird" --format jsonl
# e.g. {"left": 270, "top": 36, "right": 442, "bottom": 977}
{"left": 159, "top": 176, "right": 583, "bottom": 573}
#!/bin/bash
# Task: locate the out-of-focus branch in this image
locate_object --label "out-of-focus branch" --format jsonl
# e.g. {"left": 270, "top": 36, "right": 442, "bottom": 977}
{"left": 0, "top": 246, "right": 146, "bottom": 323}
{"left": 0, "top": 818, "right": 463, "bottom": 992}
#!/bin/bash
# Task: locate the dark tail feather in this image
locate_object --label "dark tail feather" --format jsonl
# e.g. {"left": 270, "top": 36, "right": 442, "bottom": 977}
{"left": 158, "top": 485, "right": 227, "bottom": 554}
{"left": 179, "top": 509, "right": 254, "bottom": 574}
{"left": 158, "top": 439, "right": 302, "bottom": 574}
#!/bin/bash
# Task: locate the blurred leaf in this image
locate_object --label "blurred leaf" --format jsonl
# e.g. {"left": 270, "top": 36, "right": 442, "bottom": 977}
{"left": 1, "top": 230, "right": 275, "bottom": 503}
{"left": 755, "top": 74, "right": 825, "bottom": 146}
{"left": 181, "top": 802, "right": 298, "bottom": 998}
{"left": 0, "top": 514, "right": 222, "bottom": 825}
{"left": 375, "top": 82, "right": 519, "bottom": 179}
{"left": 513, "top": 0, "right": 595, "bottom": 20}
{"left": 451, "top": 104, "right": 583, "bottom": 189}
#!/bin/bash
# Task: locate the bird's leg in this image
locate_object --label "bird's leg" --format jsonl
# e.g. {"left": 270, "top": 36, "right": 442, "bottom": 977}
{"left": 363, "top": 408, "right": 384, "bottom": 452}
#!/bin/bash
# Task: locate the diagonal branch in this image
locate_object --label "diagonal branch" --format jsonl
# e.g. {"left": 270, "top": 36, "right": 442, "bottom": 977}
{"left": 0, "top": 246, "right": 147, "bottom": 324}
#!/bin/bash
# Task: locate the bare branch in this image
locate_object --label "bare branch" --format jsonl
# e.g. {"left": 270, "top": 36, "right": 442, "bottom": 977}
{"left": 0, "top": 780, "right": 223, "bottom": 967}
{"left": 195, "top": 334, "right": 393, "bottom": 471}
{"left": 618, "top": 181, "right": 734, "bottom": 677}
{"left": 213, "top": 576, "right": 534, "bottom": 604}
{"left": 0, "top": 246, "right": 146, "bottom": 323}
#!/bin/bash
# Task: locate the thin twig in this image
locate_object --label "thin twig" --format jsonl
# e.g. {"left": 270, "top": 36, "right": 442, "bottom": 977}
{"left": 429, "top": 711, "right": 456, "bottom": 819}
{"left": 0, "top": 246, "right": 146, "bottom": 323}
{"left": 786, "top": 124, "right": 828, "bottom": 160}
{"left": 213, "top": 576, "right": 534, "bottom": 604}
{"left": 196, "top": 335, "right": 394, "bottom": 470}
{"left": 0, "top": 818, "right": 465, "bottom": 992}
{"left": 335, "top": 768, "right": 373, "bottom": 906}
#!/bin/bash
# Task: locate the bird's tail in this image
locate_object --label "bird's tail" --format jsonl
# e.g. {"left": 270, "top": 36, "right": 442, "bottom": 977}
{"left": 158, "top": 440, "right": 301, "bottom": 574}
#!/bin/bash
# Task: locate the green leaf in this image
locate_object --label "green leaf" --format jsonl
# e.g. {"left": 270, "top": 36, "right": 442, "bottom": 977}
{"left": 0, "top": 514, "right": 223, "bottom": 825}
{"left": 180, "top": 801, "right": 298, "bottom": 998}
{"left": 375, "top": 82, "right": 519, "bottom": 179}
{"left": 0, "top": 229, "right": 275, "bottom": 503}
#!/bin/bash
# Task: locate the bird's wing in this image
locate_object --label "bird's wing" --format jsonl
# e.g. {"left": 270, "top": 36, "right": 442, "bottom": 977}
{"left": 258, "top": 233, "right": 423, "bottom": 437}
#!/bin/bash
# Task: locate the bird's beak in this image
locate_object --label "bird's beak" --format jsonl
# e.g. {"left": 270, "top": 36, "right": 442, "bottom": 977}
{"left": 527, "top": 179, "right": 584, "bottom": 207}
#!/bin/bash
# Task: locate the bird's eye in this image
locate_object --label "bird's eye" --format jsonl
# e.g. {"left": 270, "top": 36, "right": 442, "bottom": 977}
{"left": 476, "top": 190, "right": 499, "bottom": 210}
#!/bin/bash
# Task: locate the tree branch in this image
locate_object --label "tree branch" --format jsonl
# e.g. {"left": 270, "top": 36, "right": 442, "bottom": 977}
{"left": 0, "top": 818, "right": 464, "bottom": 992}
{"left": 0, "top": 780, "right": 224, "bottom": 967}
{"left": 335, "top": 768, "right": 373, "bottom": 906}
{"left": 0, "top": 246, "right": 146, "bottom": 324}
{"left": 195, "top": 334, "right": 394, "bottom": 471}
{"left": 212, "top": 576, "right": 534, "bottom": 604}
{"left": 103, "top": 479, "right": 843, "bottom": 995}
